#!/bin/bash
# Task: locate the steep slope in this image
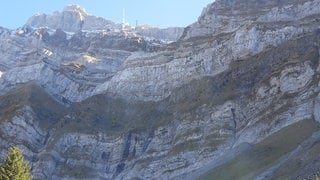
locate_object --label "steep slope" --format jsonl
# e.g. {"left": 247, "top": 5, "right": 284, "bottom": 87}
{"left": 0, "top": 82, "right": 65, "bottom": 163}
{"left": 201, "top": 119, "right": 320, "bottom": 179}
{"left": 1, "top": 31, "right": 320, "bottom": 179}
{"left": 182, "top": 0, "right": 320, "bottom": 39}
{"left": 1, "top": 0, "right": 320, "bottom": 179}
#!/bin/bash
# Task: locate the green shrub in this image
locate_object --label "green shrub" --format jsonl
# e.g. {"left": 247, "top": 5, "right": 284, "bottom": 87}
{"left": 0, "top": 147, "right": 32, "bottom": 180}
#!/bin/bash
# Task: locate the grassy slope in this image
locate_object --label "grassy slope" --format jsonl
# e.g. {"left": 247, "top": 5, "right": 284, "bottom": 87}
{"left": 200, "top": 119, "right": 320, "bottom": 180}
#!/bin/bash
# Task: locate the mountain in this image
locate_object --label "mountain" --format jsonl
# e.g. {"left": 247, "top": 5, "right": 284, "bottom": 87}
{"left": 1, "top": 1, "right": 320, "bottom": 179}
{"left": 26, "top": 4, "right": 184, "bottom": 42}
{"left": 27, "top": 5, "right": 118, "bottom": 32}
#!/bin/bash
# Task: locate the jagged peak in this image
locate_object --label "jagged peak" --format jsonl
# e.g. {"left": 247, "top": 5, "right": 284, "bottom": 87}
{"left": 63, "top": 4, "right": 88, "bottom": 16}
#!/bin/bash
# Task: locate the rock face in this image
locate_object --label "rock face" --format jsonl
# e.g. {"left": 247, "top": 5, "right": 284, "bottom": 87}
{"left": 27, "top": 5, "right": 118, "bottom": 32}
{"left": 135, "top": 25, "right": 184, "bottom": 42}
{"left": 26, "top": 5, "right": 184, "bottom": 42}
{"left": 1, "top": 1, "right": 320, "bottom": 179}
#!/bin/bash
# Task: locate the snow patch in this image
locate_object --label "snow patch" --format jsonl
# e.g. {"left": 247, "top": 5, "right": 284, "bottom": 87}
{"left": 42, "top": 49, "right": 53, "bottom": 56}
{"left": 83, "top": 55, "right": 97, "bottom": 63}
{"left": 65, "top": 31, "right": 75, "bottom": 40}
{"left": 17, "top": 29, "right": 25, "bottom": 35}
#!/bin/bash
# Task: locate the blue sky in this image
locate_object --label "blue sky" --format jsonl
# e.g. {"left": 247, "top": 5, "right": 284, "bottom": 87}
{"left": 0, "top": 0, "right": 214, "bottom": 29}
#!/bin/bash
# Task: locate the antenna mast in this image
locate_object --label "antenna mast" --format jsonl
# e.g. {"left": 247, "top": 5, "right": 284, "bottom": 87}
{"left": 122, "top": 8, "right": 126, "bottom": 24}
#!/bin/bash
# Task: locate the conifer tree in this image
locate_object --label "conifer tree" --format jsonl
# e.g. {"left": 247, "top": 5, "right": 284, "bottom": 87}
{"left": 0, "top": 147, "right": 31, "bottom": 180}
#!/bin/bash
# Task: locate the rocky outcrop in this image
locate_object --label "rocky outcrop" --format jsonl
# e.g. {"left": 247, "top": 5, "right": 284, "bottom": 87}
{"left": 135, "top": 25, "right": 184, "bottom": 42}
{"left": 182, "top": 0, "right": 320, "bottom": 39}
{"left": 27, "top": 5, "right": 119, "bottom": 32}
{"left": 1, "top": 0, "right": 320, "bottom": 179}
{"left": 26, "top": 5, "right": 183, "bottom": 42}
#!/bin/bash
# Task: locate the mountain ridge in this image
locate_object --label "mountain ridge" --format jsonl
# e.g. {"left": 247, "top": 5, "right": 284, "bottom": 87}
{"left": 1, "top": 0, "right": 320, "bottom": 179}
{"left": 26, "top": 4, "right": 184, "bottom": 42}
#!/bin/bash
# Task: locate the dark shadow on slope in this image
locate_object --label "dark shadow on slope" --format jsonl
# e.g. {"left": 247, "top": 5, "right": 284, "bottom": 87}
{"left": 0, "top": 82, "right": 67, "bottom": 130}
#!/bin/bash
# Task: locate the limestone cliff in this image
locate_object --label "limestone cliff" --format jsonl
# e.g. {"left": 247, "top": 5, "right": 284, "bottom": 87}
{"left": 1, "top": 0, "right": 320, "bottom": 179}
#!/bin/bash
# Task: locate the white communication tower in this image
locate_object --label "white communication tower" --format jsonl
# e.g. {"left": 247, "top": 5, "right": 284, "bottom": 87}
{"left": 122, "top": 8, "right": 126, "bottom": 24}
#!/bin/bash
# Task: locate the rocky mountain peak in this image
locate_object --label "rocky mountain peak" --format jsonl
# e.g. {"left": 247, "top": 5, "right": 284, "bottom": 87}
{"left": 62, "top": 4, "right": 89, "bottom": 20}
{"left": 26, "top": 4, "right": 117, "bottom": 32}
{"left": 63, "top": 4, "right": 88, "bottom": 14}
{"left": 25, "top": 5, "right": 183, "bottom": 41}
